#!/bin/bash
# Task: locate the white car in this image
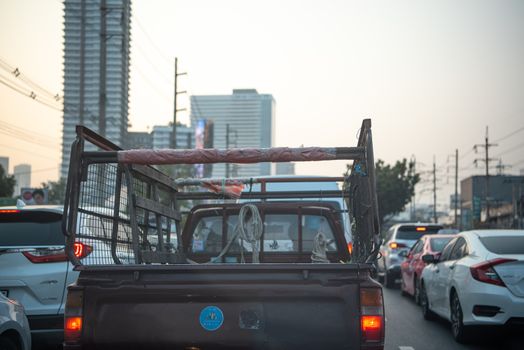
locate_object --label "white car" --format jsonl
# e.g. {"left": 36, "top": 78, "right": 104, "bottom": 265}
{"left": 420, "top": 230, "right": 524, "bottom": 343}
{"left": 0, "top": 293, "right": 31, "bottom": 350}
{"left": 0, "top": 204, "right": 132, "bottom": 347}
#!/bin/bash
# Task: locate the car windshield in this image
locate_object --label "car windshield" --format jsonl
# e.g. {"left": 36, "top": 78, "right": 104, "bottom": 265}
{"left": 429, "top": 237, "right": 454, "bottom": 252}
{"left": 479, "top": 236, "right": 524, "bottom": 255}
{"left": 0, "top": 211, "right": 63, "bottom": 246}
{"left": 396, "top": 225, "right": 443, "bottom": 240}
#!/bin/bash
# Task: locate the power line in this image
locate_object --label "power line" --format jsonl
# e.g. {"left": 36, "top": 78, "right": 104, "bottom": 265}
{"left": 0, "top": 120, "right": 58, "bottom": 144}
{"left": 0, "top": 76, "right": 62, "bottom": 112}
{"left": 493, "top": 125, "right": 524, "bottom": 143}
{"left": 134, "top": 16, "right": 172, "bottom": 65}
{"left": 0, "top": 143, "right": 58, "bottom": 161}
{"left": 13, "top": 166, "right": 59, "bottom": 176}
{"left": 0, "top": 57, "right": 62, "bottom": 101}
{"left": 493, "top": 140, "right": 524, "bottom": 158}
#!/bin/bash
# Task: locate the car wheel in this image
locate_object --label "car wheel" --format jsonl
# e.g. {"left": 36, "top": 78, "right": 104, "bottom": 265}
{"left": 450, "top": 292, "right": 473, "bottom": 343}
{"left": 0, "top": 336, "right": 19, "bottom": 350}
{"left": 421, "top": 282, "right": 436, "bottom": 321}
{"left": 384, "top": 270, "right": 395, "bottom": 288}
{"left": 414, "top": 277, "right": 421, "bottom": 305}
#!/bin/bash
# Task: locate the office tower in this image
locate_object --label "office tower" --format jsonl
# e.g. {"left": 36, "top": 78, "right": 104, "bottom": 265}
{"left": 190, "top": 89, "right": 275, "bottom": 178}
{"left": 61, "top": 0, "right": 132, "bottom": 178}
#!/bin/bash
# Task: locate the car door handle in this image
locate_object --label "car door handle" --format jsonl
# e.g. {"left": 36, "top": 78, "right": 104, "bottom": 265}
{"left": 450, "top": 265, "right": 455, "bottom": 270}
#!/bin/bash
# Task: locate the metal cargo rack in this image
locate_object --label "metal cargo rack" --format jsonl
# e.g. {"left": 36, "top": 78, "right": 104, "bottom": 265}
{"left": 63, "top": 119, "right": 380, "bottom": 266}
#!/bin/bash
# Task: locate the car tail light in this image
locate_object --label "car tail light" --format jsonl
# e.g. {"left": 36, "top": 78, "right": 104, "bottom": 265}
{"left": 360, "top": 288, "right": 384, "bottom": 345}
{"left": 22, "top": 242, "right": 92, "bottom": 263}
{"left": 73, "top": 242, "right": 93, "bottom": 259}
{"left": 389, "top": 242, "right": 406, "bottom": 250}
{"left": 64, "top": 287, "right": 84, "bottom": 344}
{"left": 23, "top": 247, "right": 68, "bottom": 263}
{"left": 0, "top": 209, "right": 20, "bottom": 213}
{"left": 470, "top": 258, "right": 516, "bottom": 287}
{"left": 347, "top": 242, "right": 353, "bottom": 254}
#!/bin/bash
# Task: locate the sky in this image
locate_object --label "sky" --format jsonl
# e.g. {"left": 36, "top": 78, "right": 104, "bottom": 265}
{"left": 0, "top": 0, "right": 523, "bottom": 209}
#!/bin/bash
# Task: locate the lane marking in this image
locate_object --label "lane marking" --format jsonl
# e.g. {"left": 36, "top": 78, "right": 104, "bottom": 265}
{"left": 399, "top": 347, "right": 415, "bottom": 350}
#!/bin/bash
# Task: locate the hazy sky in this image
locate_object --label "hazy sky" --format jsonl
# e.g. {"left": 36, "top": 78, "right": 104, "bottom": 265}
{"left": 1, "top": 0, "right": 523, "bottom": 209}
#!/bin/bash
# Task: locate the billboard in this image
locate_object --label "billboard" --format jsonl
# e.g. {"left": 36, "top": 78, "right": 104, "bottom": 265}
{"left": 194, "top": 119, "right": 214, "bottom": 178}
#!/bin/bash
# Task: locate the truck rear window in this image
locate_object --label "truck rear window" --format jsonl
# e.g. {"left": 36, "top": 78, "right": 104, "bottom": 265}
{"left": 479, "top": 236, "right": 524, "bottom": 255}
{"left": 190, "top": 213, "right": 336, "bottom": 254}
{"left": 0, "top": 211, "right": 64, "bottom": 246}
{"left": 396, "top": 225, "right": 443, "bottom": 240}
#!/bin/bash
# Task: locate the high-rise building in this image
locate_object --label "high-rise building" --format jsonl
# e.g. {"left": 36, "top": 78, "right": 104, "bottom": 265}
{"left": 13, "top": 164, "right": 31, "bottom": 196}
{"left": 151, "top": 125, "right": 195, "bottom": 150}
{"left": 0, "top": 156, "right": 8, "bottom": 174}
{"left": 61, "top": 0, "right": 132, "bottom": 178}
{"left": 190, "top": 89, "right": 275, "bottom": 178}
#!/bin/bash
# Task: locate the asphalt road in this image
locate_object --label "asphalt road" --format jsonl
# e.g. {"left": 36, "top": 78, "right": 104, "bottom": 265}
{"left": 383, "top": 286, "right": 523, "bottom": 350}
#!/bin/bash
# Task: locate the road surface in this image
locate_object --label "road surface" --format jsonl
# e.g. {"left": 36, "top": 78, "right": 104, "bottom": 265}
{"left": 383, "top": 286, "right": 523, "bottom": 350}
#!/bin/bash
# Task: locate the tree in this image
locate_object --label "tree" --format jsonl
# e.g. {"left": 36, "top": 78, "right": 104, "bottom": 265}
{"left": 374, "top": 158, "right": 419, "bottom": 225}
{"left": 41, "top": 178, "right": 67, "bottom": 204}
{"left": 0, "top": 164, "right": 16, "bottom": 197}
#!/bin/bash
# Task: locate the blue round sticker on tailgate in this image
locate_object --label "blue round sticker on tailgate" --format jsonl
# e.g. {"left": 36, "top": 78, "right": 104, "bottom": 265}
{"left": 199, "top": 306, "right": 224, "bottom": 331}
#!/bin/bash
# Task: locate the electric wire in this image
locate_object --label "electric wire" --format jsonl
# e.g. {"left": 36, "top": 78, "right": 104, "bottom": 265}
{"left": 0, "top": 76, "right": 62, "bottom": 112}
{"left": 493, "top": 125, "right": 524, "bottom": 144}
{"left": 0, "top": 143, "right": 58, "bottom": 161}
{"left": 0, "top": 57, "right": 62, "bottom": 101}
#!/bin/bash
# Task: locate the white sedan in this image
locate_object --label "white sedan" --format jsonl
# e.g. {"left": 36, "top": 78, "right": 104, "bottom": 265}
{"left": 420, "top": 230, "right": 524, "bottom": 343}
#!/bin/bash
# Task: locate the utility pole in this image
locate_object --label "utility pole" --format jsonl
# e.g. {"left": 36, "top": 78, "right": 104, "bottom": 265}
{"left": 433, "top": 156, "right": 437, "bottom": 223}
{"left": 225, "top": 124, "right": 230, "bottom": 178}
{"left": 454, "top": 149, "right": 459, "bottom": 228}
{"left": 474, "top": 126, "right": 497, "bottom": 225}
{"left": 495, "top": 159, "right": 511, "bottom": 175}
{"left": 410, "top": 155, "right": 416, "bottom": 221}
{"left": 172, "top": 57, "right": 187, "bottom": 149}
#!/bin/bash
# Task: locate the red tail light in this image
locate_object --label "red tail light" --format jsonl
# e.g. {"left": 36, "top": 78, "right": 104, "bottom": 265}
{"left": 22, "top": 242, "right": 92, "bottom": 263}
{"left": 64, "top": 288, "right": 84, "bottom": 344}
{"left": 470, "top": 258, "right": 516, "bottom": 287}
{"left": 0, "top": 209, "right": 20, "bottom": 213}
{"left": 347, "top": 242, "right": 353, "bottom": 254}
{"left": 389, "top": 242, "right": 406, "bottom": 249}
{"left": 23, "top": 248, "right": 68, "bottom": 263}
{"left": 360, "top": 288, "right": 384, "bottom": 345}
{"left": 73, "top": 242, "right": 93, "bottom": 259}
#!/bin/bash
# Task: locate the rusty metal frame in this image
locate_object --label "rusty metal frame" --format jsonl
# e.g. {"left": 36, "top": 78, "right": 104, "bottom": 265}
{"left": 62, "top": 119, "right": 380, "bottom": 265}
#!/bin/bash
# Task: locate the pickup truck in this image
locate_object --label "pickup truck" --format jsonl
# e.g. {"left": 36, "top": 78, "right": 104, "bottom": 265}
{"left": 62, "top": 119, "right": 383, "bottom": 350}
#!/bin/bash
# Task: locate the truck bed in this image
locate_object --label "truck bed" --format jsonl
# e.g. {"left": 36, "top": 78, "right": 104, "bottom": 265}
{"left": 70, "top": 263, "right": 375, "bottom": 350}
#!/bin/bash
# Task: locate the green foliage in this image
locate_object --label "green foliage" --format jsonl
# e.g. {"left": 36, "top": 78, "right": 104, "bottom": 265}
{"left": 0, "top": 165, "right": 16, "bottom": 197}
{"left": 41, "top": 178, "right": 67, "bottom": 204}
{"left": 375, "top": 159, "right": 419, "bottom": 224}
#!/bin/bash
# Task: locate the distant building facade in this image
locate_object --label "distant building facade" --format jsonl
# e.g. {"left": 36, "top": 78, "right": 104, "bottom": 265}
{"left": 275, "top": 163, "right": 295, "bottom": 175}
{"left": 61, "top": 0, "right": 132, "bottom": 178}
{"left": 190, "top": 89, "right": 275, "bottom": 178}
{"left": 151, "top": 125, "right": 195, "bottom": 149}
{"left": 0, "top": 156, "right": 8, "bottom": 174}
{"left": 125, "top": 131, "right": 152, "bottom": 149}
{"left": 461, "top": 175, "right": 524, "bottom": 229}
{"left": 14, "top": 164, "right": 31, "bottom": 196}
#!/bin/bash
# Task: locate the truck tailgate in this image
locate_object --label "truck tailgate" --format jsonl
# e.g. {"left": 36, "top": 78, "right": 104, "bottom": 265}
{"left": 73, "top": 264, "right": 372, "bottom": 350}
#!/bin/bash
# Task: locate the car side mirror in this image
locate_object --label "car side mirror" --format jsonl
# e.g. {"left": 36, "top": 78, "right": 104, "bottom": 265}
{"left": 422, "top": 254, "right": 436, "bottom": 264}
{"left": 398, "top": 250, "right": 408, "bottom": 258}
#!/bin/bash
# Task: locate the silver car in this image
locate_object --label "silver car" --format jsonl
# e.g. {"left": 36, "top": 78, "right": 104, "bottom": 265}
{"left": 377, "top": 223, "right": 443, "bottom": 287}
{"left": 0, "top": 293, "right": 31, "bottom": 350}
